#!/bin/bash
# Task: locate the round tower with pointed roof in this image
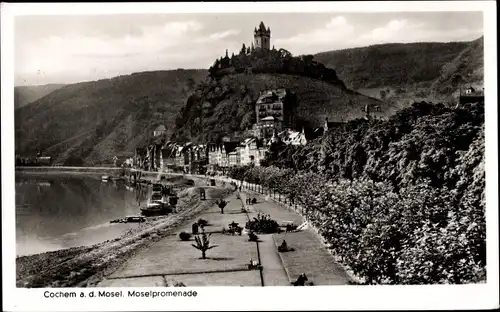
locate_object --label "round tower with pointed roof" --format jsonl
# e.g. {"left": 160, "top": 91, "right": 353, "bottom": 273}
{"left": 254, "top": 21, "right": 271, "bottom": 50}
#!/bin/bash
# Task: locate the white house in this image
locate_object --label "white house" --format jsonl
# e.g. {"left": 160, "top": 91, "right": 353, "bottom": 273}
{"left": 153, "top": 125, "right": 166, "bottom": 137}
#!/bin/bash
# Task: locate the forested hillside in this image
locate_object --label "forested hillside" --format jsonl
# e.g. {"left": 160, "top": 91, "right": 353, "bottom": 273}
{"left": 172, "top": 73, "right": 389, "bottom": 144}
{"left": 314, "top": 37, "right": 483, "bottom": 106}
{"left": 15, "top": 38, "right": 484, "bottom": 165}
{"left": 14, "top": 84, "right": 65, "bottom": 109}
{"left": 15, "top": 69, "right": 208, "bottom": 165}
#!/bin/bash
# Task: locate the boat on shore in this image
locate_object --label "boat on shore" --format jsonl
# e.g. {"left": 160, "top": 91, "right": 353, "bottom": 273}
{"left": 140, "top": 191, "right": 176, "bottom": 217}
{"left": 110, "top": 216, "right": 146, "bottom": 223}
{"left": 152, "top": 183, "right": 163, "bottom": 193}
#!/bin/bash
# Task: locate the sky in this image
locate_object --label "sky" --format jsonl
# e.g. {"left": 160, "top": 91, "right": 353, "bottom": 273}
{"left": 14, "top": 12, "right": 483, "bottom": 86}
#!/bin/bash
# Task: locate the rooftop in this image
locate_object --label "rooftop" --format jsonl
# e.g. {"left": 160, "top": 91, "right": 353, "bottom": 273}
{"left": 154, "top": 125, "right": 166, "bottom": 132}
{"left": 257, "top": 89, "right": 286, "bottom": 104}
{"left": 261, "top": 116, "right": 276, "bottom": 121}
{"left": 460, "top": 86, "right": 485, "bottom": 97}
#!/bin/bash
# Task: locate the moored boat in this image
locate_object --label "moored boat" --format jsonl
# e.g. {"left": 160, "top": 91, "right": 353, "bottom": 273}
{"left": 140, "top": 192, "right": 173, "bottom": 216}
{"left": 152, "top": 183, "right": 163, "bottom": 193}
{"left": 110, "top": 215, "right": 146, "bottom": 223}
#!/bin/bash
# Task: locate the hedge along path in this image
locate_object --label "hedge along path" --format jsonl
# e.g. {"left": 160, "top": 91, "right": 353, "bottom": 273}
{"left": 242, "top": 186, "right": 357, "bottom": 285}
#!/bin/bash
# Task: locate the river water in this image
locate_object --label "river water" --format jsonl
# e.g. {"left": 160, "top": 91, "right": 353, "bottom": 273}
{"left": 15, "top": 172, "right": 152, "bottom": 256}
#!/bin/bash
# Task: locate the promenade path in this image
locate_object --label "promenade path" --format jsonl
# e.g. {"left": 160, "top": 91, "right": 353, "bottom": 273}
{"left": 98, "top": 178, "right": 353, "bottom": 287}
{"left": 98, "top": 192, "right": 289, "bottom": 287}
{"left": 242, "top": 191, "right": 354, "bottom": 285}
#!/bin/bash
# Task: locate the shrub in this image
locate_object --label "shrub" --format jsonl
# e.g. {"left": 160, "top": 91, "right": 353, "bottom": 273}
{"left": 278, "top": 240, "right": 295, "bottom": 252}
{"left": 248, "top": 232, "right": 259, "bottom": 242}
{"left": 245, "top": 213, "right": 280, "bottom": 234}
{"left": 179, "top": 232, "right": 192, "bottom": 241}
{"left": 197, "top": 218, "right": 208, "bottom": 227}
{"left": 191, "top": 232, "right": 218, "bottom": 259}
{"left": 285, "top": 224, "right": 298, "bottom": 232}
{"left": 217, "top": 199, "right": 228, "bottom": 214}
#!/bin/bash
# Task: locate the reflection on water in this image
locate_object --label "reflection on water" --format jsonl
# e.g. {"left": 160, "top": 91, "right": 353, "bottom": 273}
{"left": 15, "top": 173, "right": 152, "bottom": 256}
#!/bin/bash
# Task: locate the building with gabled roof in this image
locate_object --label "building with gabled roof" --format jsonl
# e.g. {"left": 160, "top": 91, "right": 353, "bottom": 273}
{"left": 153, "top": 125, "right": 167, "bottom": 137}
{"left": 255, "top": 88, "right": 297, "bottom": 139}
{"left": 240, "top": 137, "right": 267, "bottom": 166}
{"left": 278, "top": 128, "right": 308, "bottom": 146}
{"left": 160, "top": 142, "right": 178, "bottom": 171}
{"left": 459, "top": 86, "right": 484, "bottom": 105}
{"left": 208, "top": 141, "right": 240, "bottom": 169}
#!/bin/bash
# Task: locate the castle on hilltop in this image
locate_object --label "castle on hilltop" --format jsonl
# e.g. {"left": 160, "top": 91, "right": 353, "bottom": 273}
{"left": 209, "top": 20, "right": 342, "bottom": 85}
{"left": 254, "top": 21, "right": 271, "bottom": 50}
{"left": 211, "top": 21, "right": 276, "bottom": 73}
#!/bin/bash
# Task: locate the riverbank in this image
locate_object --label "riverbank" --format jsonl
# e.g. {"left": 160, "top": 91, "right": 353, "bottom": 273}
{"left": 16, "top": 183, "right": 235, "bottom": 288}
{"left": 15, "top": 166, "right": 126, "bottom": 175}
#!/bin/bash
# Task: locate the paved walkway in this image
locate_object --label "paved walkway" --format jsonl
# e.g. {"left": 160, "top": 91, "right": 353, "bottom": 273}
{"left": 99, "top": 193, "right": 267, "bottom": 287}
{"left": 239, "top": 193, "right": 290, "bottom": 286}
{"left": 243, "top": 190, "right": 353, "bottom": 285}
{"left": 98, "top": 186, "right": 353, "bottom": 287}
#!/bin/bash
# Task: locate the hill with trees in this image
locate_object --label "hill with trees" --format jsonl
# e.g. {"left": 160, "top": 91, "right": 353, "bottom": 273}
{"left": 15, "top": 69, "right": 208, "bottom": 165}
{"left": 14, "top": 84, "right": 66, "bottom": 109}
{"left": 172, "top": 47, "right": 390, "bottom": 144}
{"left": 314, "top": 37, "right": 483, "bottom": 107}
{"left": 15, "top": 38, "right": 483, "bottom": 165}
{"left": 209, "top": 45, "right": 343, "bottom": 86}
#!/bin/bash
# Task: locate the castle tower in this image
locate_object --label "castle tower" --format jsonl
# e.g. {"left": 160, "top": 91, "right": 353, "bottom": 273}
{"left": 254, "top": 21, "right": 271, "bottom": 50}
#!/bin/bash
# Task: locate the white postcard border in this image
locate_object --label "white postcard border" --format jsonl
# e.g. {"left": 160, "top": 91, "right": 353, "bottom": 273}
{"left": 1, "top": 2, "right": 498, "bottom": 311}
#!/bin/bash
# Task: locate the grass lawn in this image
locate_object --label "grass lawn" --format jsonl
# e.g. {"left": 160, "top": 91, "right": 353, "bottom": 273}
{"left": 165, "top": 270, "right": 261, "bottom": 286}
{"left": 273, "top": 230, "right": 352, "bottom": 285}
{"left": 174, "top": 195, "right": 249, "bottom": 236}
{"left": 98, "top": 276, "right": 165, "bottom": 287}
{"left": 110, "top": 233, "right": 259, "bottom": 278}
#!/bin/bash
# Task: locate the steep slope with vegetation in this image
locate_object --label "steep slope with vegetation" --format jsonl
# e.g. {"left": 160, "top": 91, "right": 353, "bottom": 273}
{"left": 314, "top": 37, "right": 483, "bottom": 107}
{"left": 172, "top": 47, "right": 392, "bottom": 144}
{"left": 229, "top": 101, "right": 485, "bottom": 284}
{"left": 172, "top": 73, "right": 389, "bottom": 144}
{"left": 14, "top": 84, "right": 66, "bottom": 109}
{"left": 15, "top": 69, "right": 208, "bottom": 165}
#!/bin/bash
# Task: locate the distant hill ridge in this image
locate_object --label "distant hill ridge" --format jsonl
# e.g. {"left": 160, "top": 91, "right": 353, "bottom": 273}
{"left": 314, "top": 37, "right": 483, "bottom": 106}
{"left": 14, "top": 84, "right": 66, "bottom": 109}
{"left": 15, "top": 69, "right": 208, "bottom": 165}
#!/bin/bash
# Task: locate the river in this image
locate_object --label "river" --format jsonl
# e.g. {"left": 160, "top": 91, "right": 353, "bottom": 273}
{"left": 15, "top": 172, "right": 151, "bottom": 256}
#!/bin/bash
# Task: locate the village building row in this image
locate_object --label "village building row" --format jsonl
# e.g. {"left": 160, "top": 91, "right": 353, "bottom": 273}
{"left": 132, "top": 126, "right": 310, "bottom": 174}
